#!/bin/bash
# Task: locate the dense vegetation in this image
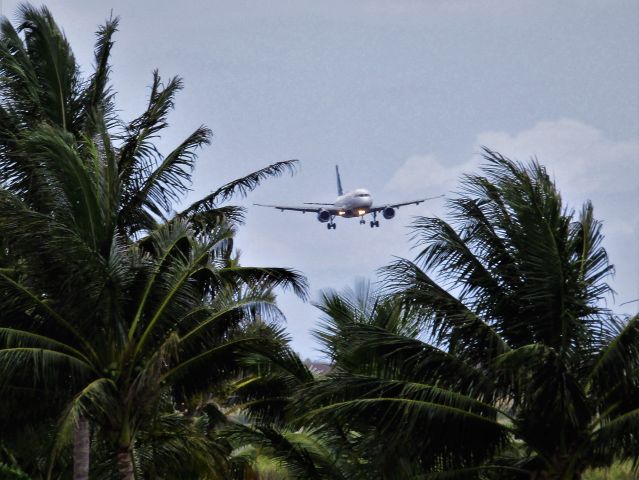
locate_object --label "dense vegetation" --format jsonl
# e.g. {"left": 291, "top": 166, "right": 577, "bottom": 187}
{"left": 0, "top": 5, "right": 637, "bottom": 479}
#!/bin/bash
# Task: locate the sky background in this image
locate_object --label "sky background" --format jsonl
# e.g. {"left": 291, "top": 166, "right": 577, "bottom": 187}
{"left": 3, "top": 0, "right": 637, "bottom": 358}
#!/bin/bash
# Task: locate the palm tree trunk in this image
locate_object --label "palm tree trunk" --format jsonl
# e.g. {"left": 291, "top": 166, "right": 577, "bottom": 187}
{"left": 116, "top": 448, "right": 135, "bottom": 480}
{"left": 73, "top": 417, "right": 90, "bottom": 480}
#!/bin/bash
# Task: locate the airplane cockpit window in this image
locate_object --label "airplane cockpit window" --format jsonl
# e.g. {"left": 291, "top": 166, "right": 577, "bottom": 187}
{"left": 356, "top": 193, "right": 370, "bottom": 197}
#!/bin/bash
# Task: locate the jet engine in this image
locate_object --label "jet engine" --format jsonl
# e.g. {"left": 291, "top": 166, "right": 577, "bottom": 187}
{"left": 317, "top": 209, "right": 331, "bottom": 223}
{"left": 382, "top": 207, "right": 395, "bottom": 220}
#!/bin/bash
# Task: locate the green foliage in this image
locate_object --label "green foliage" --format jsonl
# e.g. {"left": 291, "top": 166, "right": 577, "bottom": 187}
{"left": 584, "top": 463, "right": 637, "bottom": 480}
{"left": 302, "top": 152, "right": 639, "bottom": 478}
{"left": 0, "top": 464, "right": 32, "bottom": 480}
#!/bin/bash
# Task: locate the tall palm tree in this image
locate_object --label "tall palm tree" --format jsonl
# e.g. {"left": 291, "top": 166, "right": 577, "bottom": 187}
{"left": 0, "top": 135, "right": 306, "bottom": 476}
{"left": 0, "top": 5, "right": 306, "bottom": 478}
{"left": 301, "top": 151, "right": 639, "bottom": 479}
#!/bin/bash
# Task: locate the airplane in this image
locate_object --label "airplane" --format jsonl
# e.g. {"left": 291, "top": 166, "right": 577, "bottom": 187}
{"left": 254, "top": 165, "right": 442, "bottom": 230}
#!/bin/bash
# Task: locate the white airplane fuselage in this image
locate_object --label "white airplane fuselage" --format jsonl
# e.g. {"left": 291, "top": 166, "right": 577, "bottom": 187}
{"left": 333, "top": 188, "right": 373, "bottom": 217}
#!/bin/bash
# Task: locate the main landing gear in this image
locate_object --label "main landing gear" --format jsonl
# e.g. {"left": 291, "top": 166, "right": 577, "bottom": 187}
{"left": 327, "top": 222, "right": 336, "bottom": 229}
{"left": 369, "top": 212, "right": 380, "bottom": 228}
{"left": 361, "top": 212, "right": 379, "bottom": 227}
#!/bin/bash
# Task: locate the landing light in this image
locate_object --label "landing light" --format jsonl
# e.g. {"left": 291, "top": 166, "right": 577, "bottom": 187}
{"left": 338, "top": 211, "right": 345, "bottom": 216}
{"left": 358, "top": 209, "right": 366, "bottom": 216}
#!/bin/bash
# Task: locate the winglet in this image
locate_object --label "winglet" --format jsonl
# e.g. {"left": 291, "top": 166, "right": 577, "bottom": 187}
{"left": 335, "top": 165, "right": 343, "bottom": 196}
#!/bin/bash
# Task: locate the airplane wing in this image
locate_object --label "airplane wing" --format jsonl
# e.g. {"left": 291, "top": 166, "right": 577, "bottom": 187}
{"left": 253, "top": 203, "right": 336, "bottom": 214}
{"left": 368, "top": 194, "right": 444, "bottom": 213}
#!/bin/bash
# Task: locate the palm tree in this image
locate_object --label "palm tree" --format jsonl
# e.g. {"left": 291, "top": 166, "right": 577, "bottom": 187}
{"left": 0, "top": 169, "right": 306, "bottom": 478}
{"left": 301, "top": 151, "right": 639, "bottom": 479}
{"left": 0, "top": 5, "right": 306, "bottom": 477}
{"left": 302, "top": 281, "right": 509, "bottom": 478}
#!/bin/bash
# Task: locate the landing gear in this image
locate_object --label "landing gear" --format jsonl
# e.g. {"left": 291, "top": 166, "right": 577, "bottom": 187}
{"left": 370, "top": 212, "right": 380, "bottom": 228}
{"left": 327, "top": 222, "right": 336, "bottom": 230}
{"left": 359, "top": 218, "right": 366, "bottom": 225}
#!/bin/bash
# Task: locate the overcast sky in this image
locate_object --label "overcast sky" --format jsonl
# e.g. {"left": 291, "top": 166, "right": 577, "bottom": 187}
{"left": 4, "top": 0, "right": 637, "bottom": 358}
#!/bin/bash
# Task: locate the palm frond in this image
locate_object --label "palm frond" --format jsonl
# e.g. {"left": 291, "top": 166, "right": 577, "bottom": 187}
{"left": 0, "top": 328, "right": 91, "bottom": 365}
{"left": 411, "top": 215, "right": 502, "bottom": 299}
{"left": 117, "top": 72, "right": 183, "bottom": 206}
{"left": 160, "top": 336, "right": 265, "bottom": 386}
{"left": 178, "top": 293, "right": 284, "bottom": 344}
{"left": 133, "top": 402, "right": 228, "bottom": 478}
{"left": 134, "top": 125, "right": 212, "bottom": 214}
{"left": 322, "top": 323, "right": 494, "bottom": 399}
{"left": 17, "top": 4, "right": 83, "bottom": 131}
{"left": 0, "top": 269, "right": 98, "bottom": 362}
{"left": 179, "top": 159, "right": 298, "bottom": 219}
{"left": 48, "top": 377, "right": 118, "bottom": 476}
{"left": 298, "top": 375, "right": 510, "bottom": 470}
{"left": 225, "top": 424, "right": 352, "bottom": 480}
{"left": 569, "top": 201, "right": 614, "bottom": 313}
{"left": 589, "top": 315, "right": 639, "bottom": 412}
{"left": 84, "top": 14, "right": 119, "bottom": 126}
{"left": 382, "top": 258, "right": 508, "bottom": 364}
{"left": 0, "top": 348, "right": 93, "bottom": 391}
{"left": 211, "top": 266, "right": 309, "bottom": 301}
{"left": 592, "top": 406, "right": 639, "bottom": 465}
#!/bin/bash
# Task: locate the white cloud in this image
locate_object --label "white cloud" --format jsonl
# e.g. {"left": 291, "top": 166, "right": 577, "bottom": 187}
{"left": 385, "top": 154, "right": 480, "bottom": 195}
{"left": 477, "top": 119, "right": 639, "bottom": 198}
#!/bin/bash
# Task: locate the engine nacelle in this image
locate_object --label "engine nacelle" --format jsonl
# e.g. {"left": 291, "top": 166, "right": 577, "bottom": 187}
{"left": 382, "top": 207, "right": 395, "bottom": 220}
{"left": 317, "top": 209, "right": 331, "bottom": 223}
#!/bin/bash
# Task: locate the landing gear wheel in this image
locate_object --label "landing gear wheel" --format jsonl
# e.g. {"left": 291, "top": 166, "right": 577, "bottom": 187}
{"left": 375, "top": 221, "right": 380, "bottom": 227}
{"left": 370, "top": 221, "right": 380, "bottom": 228}
{"left": 360, "top": 218, "right": 365, "bottom": 225}
{"left": 370, "top": 221, "right": 374, "bottom": 228}
{"left": 326, "top": 222, "right": 336, "bottom": 230}
{"left": 327, "top": 223, "right": 331, "bottom": 230}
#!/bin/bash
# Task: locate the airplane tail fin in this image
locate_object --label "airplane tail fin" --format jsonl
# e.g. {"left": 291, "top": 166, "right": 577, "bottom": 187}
{"left": 335, "top": 165, "right": 343, "bottom": 196}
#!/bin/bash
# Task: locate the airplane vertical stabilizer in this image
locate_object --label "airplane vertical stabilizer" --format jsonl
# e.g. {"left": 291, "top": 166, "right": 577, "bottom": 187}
{"left": 335, "top": 165, "right": 343, "bottom": 196}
